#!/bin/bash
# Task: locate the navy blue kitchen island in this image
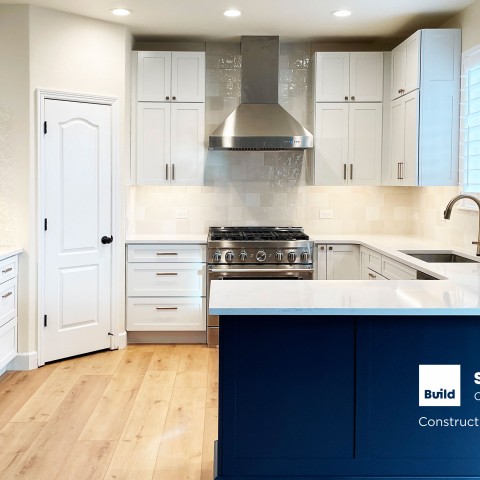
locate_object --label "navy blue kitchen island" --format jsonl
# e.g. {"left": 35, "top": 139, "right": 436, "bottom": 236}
{"left": 210, "top": 280, "right": 480, "bottom": 480}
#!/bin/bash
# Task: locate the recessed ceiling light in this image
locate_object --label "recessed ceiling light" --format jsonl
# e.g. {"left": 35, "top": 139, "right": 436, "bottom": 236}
{"left": 111, "top": 8, "right": 132, "bottom": 16}
{"left": 224, "top": 9, "right": 242, "bottom": 17}
{"left": 332, "top": 9, "right": 352, "bottom": 17}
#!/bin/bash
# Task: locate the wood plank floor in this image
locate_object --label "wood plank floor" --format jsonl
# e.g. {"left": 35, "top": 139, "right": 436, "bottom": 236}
{"left": 0, "top": 345, "right": 218, "bottom": 480}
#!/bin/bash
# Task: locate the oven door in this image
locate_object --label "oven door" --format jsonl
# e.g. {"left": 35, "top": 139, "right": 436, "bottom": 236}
{"left": 206, "top": 264, "right": 314, "bottom": 346}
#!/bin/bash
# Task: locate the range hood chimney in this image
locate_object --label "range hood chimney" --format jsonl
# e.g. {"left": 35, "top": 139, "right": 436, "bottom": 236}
{"left": 208, "top": 36, "right": 313, "bottom": 151}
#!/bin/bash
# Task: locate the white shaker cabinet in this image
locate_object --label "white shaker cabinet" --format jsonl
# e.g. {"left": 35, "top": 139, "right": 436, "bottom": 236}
{"left": 391, "top": 31, "right": 421, "bottom": 101}
{"left": 383, "top": 29, "right": 461, "bottom": 186}
{"left": 360, "top": 246, "right": 416, "bottom": 280}
{"left": 126, "top": 244, "right": 206, "bottom": 333}
{"left": 314, "top": 103, "right": 382, "bottom": 186}
{"left": 137, "top": 51, "right": 205, "bottom": 103}
{"left": 0, "top": 254, "right": 19, "bottom": 373}
{"left": 317, "top": 244, "right": 360, "bottom": 280}
{"left": 136, "top": 102, "right": 205, "bottom": 185}
{"left": 315, "top": 52, "right": 384, "bottom": 102}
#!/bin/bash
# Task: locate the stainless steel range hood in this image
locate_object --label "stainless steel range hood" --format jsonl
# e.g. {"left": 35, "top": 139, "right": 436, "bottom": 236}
{"left": 208, "top": 36, "right": 313, "bottom": 151}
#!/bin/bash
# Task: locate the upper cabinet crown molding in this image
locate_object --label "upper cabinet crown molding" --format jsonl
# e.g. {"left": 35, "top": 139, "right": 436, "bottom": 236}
{"left": 314, "top": 52, "right": 384, "bottom": 102}
{"left": 137, "top": 51, "right": 205, "bottom": 103}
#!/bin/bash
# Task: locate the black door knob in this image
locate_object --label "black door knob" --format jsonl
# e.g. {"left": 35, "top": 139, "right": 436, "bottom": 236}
{"left": 101, "top": 235, "right": 113, "bottom": 244}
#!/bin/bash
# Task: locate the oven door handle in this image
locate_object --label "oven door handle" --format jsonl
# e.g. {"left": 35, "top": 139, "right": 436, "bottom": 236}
{"left": 208, "top": 268, "right": 313, "bottom": 274}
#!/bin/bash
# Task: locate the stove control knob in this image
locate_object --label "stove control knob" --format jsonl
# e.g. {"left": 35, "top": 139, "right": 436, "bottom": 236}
{"left": 225, "top": 251, "right": 235, "bottom": 262}
{"left": 288, "top": 251, "right": 296, "bottom": 263}
{"left": 275, "top": 251, "right": 283, "bottom": 261}
{"left": 301, "top": 251, "right": 309, "bottom": 262}
{"left": 256, "top": 250, "right": 267, "bottom": 262}
{"left": 239, "top": 251, "right": 248, "bottom": 261}
{"left": 213, "top": 251, "right": 222, "bottom": 262}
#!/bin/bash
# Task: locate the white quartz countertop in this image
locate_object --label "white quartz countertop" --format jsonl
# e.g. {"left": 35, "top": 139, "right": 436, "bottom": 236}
{"left": 209, "top": 234, "right": 480, "bottom": 316}
{"left": 0, "top": 247, "right": 22, "bottom": 262}
{"left": 125, "top": 233, "right": 207, "bottom": 244}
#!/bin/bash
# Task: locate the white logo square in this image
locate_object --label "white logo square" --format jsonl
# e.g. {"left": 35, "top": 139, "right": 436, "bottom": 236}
{"left": 419, "top": 364, "right": 461, "bottom": 407}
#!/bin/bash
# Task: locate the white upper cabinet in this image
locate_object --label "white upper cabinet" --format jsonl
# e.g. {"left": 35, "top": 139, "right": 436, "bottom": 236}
{"left": 383, "top": 29, "right": 461, "bottom": 186}
{"left": 137, "top": 51, "right": 205, "bottom": 102}
{"left": 315, "top": 52, "right": 383, "bottom": 102}
{"left": 314, "top": 102, "right": 382, "bottom": 186}
{"left": 391, "top": 31, "right": 421, "bottom": 100}
{"left": 136, "top": 102, "right": 205, "bottom": 186}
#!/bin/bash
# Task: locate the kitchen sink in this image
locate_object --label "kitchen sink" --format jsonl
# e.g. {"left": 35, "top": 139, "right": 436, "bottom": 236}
{"left": 400, "top": 250, "right": 480, "bottom": 263}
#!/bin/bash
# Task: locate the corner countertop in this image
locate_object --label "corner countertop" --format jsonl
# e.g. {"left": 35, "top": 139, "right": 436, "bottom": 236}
{"left": 0, "top": 247, "right": 22, "bottom": 262}
{"left": 125, "top": 233, "right": 207, "bottom": 244}
{"left": 209, "top": 233, "right": 480, "bottom": 316}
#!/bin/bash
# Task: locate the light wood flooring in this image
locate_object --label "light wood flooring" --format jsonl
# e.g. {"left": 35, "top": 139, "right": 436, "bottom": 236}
{"left": 0, "top": 344, "right": 218, "bottom": 480}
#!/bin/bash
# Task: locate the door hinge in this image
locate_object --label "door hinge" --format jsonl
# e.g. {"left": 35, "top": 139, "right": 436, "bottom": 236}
{"left": 44, "top": 218, "right": 48, "bottom": 231}
{"left": 43, "top": 121, "right": 47, "bottom": 134}
{"left": 44, "top": 315, "right": 47, "bottom": 327}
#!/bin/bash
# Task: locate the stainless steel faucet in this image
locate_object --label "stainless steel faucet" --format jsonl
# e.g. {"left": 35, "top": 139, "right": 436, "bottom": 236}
{"left": 443, "top": 194, "right": 480, "bottom": 256}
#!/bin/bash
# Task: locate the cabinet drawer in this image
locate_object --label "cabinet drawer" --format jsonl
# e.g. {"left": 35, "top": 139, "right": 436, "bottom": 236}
{"left": 127, "top": 263, "right": 206, "bottom": 297}
{"left": 127, "top": 244, "right": 206, "bottom": 263}
{"left": 360, "top": 247, "right": 382, "bottom": 273}
{"left": 0, "top": 256, "right": 18, "bottom": 284}
{"left": 381, "top": 256, "right": 416, "bottom": 280}
{"left": 0, "top": 278, "right": 17, "bottom": 328}
{"left": 127, "top": 297, "right": 206, "bottom": 331}
{"left": 366, "top": 268, "right": 388, "bottom": 280}
{"left": 0, "top": 317, "right": 17, "bottom": 369}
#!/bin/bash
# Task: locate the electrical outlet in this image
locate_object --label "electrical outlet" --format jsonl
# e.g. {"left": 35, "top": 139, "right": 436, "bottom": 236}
{"left": 319, "top": 209, "right": 334, "bottom": 219}
{"left": 176, "top": 209, "right": 189, "bottom": 219}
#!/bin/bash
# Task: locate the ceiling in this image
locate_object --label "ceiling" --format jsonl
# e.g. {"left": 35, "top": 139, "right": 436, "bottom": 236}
{"left": 0, "top": 0, "right": 475, "bottom": 42}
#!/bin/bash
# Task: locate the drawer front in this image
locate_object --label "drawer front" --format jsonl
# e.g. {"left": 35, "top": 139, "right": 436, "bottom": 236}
{"left": 0, "top": 278, "right": 17, "bottom": 328}
{"left": 127, "top": 297, "right": 206, "bottom": 331}
{"left": 0, "top": 317, "right": 17, "bottom": 369}
{"left": 127, "top": 244, "right": 206, "bottom": 263}
{"left": 127, "top": 263, "right": 206, "bottom": 297}
{"left": 360, "top": 247, "right": 381, "bottom": 273}
{"left": 381, "top": 256, "right": 416, "bottom": 280}
{"left": 0, "top": 255, "right": 18, "bottom": 284}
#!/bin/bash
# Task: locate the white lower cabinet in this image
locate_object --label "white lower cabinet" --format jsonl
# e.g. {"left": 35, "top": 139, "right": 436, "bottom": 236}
{"left": 360, "top": 246, "right": 416, "bottom": 280}
{"left": 0, "top": 254, "right": 19, "bottom": 372}
{"left": 126, "top": 244, "right": 206, "bottom": 333}
{"left": 317, "top": 244, "right": 360, "bottom": 280}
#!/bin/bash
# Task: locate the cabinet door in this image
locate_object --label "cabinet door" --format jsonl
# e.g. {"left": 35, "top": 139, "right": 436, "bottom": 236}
{"left": 404, "top": 31, "right": 421, "bottom": 96}
{"left": 348, "top": 103, "right": 382, "bottom": 186}
{"left": 389, "top": 97, "right": 406, "bottom": 185}
{"left": 349, "top": 52, "right": 384, "bottom": 102}
{"left": 315, "top": 52, "right": 350, "bottom": 102}
{"left": 314, "top": 103, "right": 349, "bottom": 185}
{"left": 137, "top": 51, "right": 172, "bottom": 102}
{"left": 402, "top": 90, "right": 419, "bottom": 185}
{"left": 381, "top": 256, "right": 416, "bottom": 280}
{"left": 170, "top": 103, "right": 205, "bottom": 186}
{"left": 326, "top": 245, "right": 360, "bottom": 280}
{"left": 316, "top": 245, "right": 327, "bottom": 280}
{"left": 391, "top": 44, "right": 406, "bottom": 100}
{"left": 136, "top": 103, "right": 171, "bottom": 185}
{"left": 171, "top": 52, "right": 205, "bottom": 102}
{"left": 360, "top": 247, "right": 382, "bottom": 279}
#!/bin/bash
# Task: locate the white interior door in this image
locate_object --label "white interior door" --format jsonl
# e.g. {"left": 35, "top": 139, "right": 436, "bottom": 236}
{"left": 42, "top": 99, "right": 112, "bottom": 363}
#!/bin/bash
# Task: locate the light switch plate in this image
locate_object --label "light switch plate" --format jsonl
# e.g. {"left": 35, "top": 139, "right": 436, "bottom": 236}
{"left": 319, "top": 209, "right": 334, "bottom": 219}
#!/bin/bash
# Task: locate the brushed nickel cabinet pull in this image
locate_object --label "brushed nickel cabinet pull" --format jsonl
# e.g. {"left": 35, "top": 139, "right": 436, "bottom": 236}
{"left": 2, "top": 291, "right": 12, "bottom": 299}
{"left": 350, "top": 164, "right": 353, "bottom": 180}
{"left": 156, "top": 307, "right": 178, "bottom": 310}
{"left": 2, "top": 267, "right": 13, "bottom": 274}
{"left": 400, "top": 162, "right": 404, "bottom": 180}
{"left": 156, "top": 252, "right": 178, "bottom": 256}
{"left": 166, "top": 164, "right": 169, "bottom": 180}
{"left": 344, "top": 163, "right": 347, "bottom": 180}
{"left": 368, "top": 272, "right": 376, "bottom": 279}
{"left": 156, "top": 272, "right": 178, "bottom": 276}
{"left": 397, "top": 162, "right": 401, "bottom": 180}
{"left": 172, "top": 163, "right": 175, "bottom": 181}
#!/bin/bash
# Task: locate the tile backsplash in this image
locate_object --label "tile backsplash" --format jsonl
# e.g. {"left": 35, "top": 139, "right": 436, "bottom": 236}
{"left": 129, "top": 42, "right": 476, "bottom": 251}
{"left": 0, "top": 106, "right": 15, "bottom": 247}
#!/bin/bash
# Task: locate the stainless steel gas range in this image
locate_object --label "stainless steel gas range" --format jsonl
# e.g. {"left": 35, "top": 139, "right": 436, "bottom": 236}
{"left": 207, "top": 226, "right": 314, "bottom": 346}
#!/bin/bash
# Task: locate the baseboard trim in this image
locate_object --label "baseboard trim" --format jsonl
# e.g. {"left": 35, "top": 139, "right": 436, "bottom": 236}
{"left": 128, "top": 331, "right": 207, "bottom": 344}
{"left": 8, "top": 351, "right": 38, "bottom": 371}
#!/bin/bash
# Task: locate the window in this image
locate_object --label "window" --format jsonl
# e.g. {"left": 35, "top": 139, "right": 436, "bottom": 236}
{"left": 460, "top": 46, "right": 480, "bottom": 200}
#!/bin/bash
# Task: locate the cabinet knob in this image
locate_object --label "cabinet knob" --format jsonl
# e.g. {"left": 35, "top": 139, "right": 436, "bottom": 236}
{"left": 344, "top": 96, "right": 348, "bottom": 101}
{"left": 101, "top": 235, "right": 113, "bottom": 245}
{"left": 351, "top": 96, "right": 355, "bottom": 101}
{"left": 166, "top": 96, "right": 170, "bottom": 100}
{"left": 398, "top": 89, "right": 401, "bottom": 94}
{"left": 172, "top": 96, "right": 176, "bottom": 101}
